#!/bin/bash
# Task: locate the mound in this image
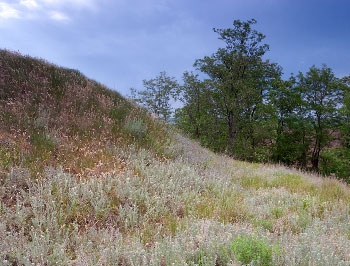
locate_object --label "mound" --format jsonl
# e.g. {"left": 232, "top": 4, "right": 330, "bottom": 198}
{"left": 0, "top": 49, "right": 169, "bottom": 178}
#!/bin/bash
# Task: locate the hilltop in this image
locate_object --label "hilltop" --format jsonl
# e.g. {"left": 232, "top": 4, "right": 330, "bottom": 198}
{"left": 0, "top": 50, "right": 349, "bottom": 265}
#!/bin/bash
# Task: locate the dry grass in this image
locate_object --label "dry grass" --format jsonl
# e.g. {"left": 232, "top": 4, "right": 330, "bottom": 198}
{"left": 0, "top": 49, "right": 169, "bottom": 178}
{"left": 1, "top": 50, "right": 350, "bottom": 265}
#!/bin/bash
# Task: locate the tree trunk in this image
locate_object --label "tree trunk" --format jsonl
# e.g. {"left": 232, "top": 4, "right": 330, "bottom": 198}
{"left": 312, "top": 115, "right": 323, "bottom": 172}
{"left": 300, "top": 126, "right": 308, "bottom": 169}
{"left": 227, "top": 110, "right": 235, "bottom": 153}
{"left": 311, "top": 136, "right": 321, "bottom": 172}
{"left": 196, "top": 90, "right": 201, "bottom": 138}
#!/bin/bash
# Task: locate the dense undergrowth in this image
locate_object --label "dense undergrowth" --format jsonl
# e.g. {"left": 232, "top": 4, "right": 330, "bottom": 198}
{"left": 1, "top": 50, "right": 349, "bottom": 265}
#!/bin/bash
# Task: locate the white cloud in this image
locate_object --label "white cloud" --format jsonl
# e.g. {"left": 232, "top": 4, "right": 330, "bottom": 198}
{"left": 38, "top": 0, "right": 97, "bottom": 10}
{"left": 0, "top": 3, "right": 21, "bottom": 19}
{"left": 49, "top": 10, "right": 70, "bottom": 21}
{"left": 20, "top": 0, "right": 39, "bottom": 9}
{"left": 0, "top": 0, "right": 98, "bottom": 22}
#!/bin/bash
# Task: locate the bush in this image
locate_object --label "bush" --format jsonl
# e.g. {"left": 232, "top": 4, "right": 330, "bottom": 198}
{"left": 231, "top": 235, "right": 276, "bottom": 266}
{"left": 320, "top": 148, "right": 350, "bottom": 182}
{"left": 124, "top": 117, "right": 147, "bottom": 139}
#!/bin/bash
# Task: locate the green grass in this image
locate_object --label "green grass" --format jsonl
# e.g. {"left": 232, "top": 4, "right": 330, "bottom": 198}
{"left": 231, "top": 235, "right": 278, "bottom": 265}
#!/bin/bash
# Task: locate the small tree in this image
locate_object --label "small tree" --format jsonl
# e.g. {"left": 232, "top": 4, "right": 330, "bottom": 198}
{"left": 131, "top": 71, "right": 179, "bottom": 122}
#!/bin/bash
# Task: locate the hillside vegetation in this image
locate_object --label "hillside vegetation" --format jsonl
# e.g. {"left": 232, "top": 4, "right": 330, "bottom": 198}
{"left": 0, "top": 50, "right": 169, "bottom": 179}
{"left": 0, "top": 50, "right": 350, "bottom": 265}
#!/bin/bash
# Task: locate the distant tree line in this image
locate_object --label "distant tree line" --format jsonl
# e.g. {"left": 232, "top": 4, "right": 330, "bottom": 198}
{"left": 130, "top": 19, "right": 350, "bottom": 181}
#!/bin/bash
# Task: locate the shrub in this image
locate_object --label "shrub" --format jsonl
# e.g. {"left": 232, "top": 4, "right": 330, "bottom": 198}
{"left": 231, "top": 235, "right": 276, "bottom": 266}
{"left": 124, "top": 117, "right": 147, "bottom": 139}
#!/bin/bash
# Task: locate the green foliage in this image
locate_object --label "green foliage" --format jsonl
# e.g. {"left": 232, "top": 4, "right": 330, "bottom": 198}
{"left": 271, "top": 78, "right": 310, "bottom": 167}
{"left": 320, "top": 149, "right": 350, "bottom": 181}
{"left": 340, "top": 79, "right": 350, "bottom": 148}
{"left": 231, "top": 235, "right": 277, "bottom": 266}
{"left": 297, "top": 65, "right": 343, "bottom": 172}
{"left": 186, "top": 246, "right": 232, "bottom": 266}
{"left": 176, "top": 72, "right": 210, "bottom": 138}
{"left": 207, "top": 20, "right": 280, "bottom": 153}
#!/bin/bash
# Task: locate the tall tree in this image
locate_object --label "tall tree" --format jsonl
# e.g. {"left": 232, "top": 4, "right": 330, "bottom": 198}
{"left": 297, "top": 65, "right": 343, "bottom": 172}
{"left": 270, "top": 76, "right": 312, "bottom": 167}
{"left": 131, "top": 71, "right": 179, "bottom": 122}
{"left": 194, "top": 19, "right": 280, "bottom": 156}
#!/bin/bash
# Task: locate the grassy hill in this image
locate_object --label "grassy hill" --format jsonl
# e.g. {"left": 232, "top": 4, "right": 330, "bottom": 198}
{"left": 1, "top": 50, "right": 349, "bottom": 265}
{"left": 0, "top": 50, "right": 170, "bottom": 179}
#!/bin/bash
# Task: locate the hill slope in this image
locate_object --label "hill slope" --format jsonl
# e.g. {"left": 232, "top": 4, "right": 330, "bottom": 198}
{"left": 0, "top": 50, "right": 169, "bottom": 178}
{"left": 1, "top": 50, "right": 350, "bottom": 265}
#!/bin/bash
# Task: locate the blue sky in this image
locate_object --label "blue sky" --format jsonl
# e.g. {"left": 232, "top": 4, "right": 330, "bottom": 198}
{"left": 1, "top": 0, "right": 350, "bottom": 95}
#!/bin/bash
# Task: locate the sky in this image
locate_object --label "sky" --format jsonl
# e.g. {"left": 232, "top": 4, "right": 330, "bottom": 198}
{"left": 1, "top": 0, "right": 350, "bottom": 96}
